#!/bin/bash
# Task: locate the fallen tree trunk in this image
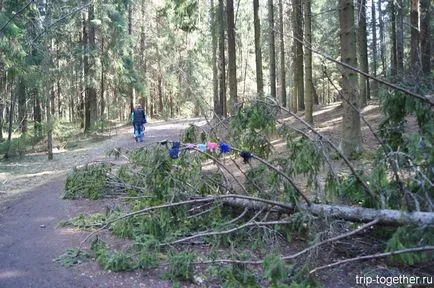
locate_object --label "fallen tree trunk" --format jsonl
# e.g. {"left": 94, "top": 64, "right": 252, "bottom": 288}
{"left": 220, "top": 195, "right": 434, "bottom": 226}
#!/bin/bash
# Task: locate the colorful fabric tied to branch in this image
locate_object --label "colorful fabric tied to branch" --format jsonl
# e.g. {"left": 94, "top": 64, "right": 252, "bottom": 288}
{"left": 197, "top": 144, "right": 207, "bottom": 152}
{"left": 240, "top": 151, "right": 252, "bottom": 163}
{"left": 219, "top": 141, "right": 231, "bottom": 153}
{"left": 184, "top": 143, "right": 196, "bottom": 150}
{"left": 169, "top": 142, "right": 181, "bottom": 159}
{"left": 207, "top": 141, "right": 218, "bottom": 152}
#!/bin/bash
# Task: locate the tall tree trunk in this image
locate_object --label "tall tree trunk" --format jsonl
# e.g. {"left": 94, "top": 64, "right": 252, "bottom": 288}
{"left": 56, "top": 41, "right": 61, "bottom": 117}
{"left": 218, "top": 0, "right": 226, "bottom": 116}
{"left": 268, "top": 0, "right": 276, "bottom": 99}
{"left": 227, "top": 0, "right": 237, "bottom": 114}
{"left": 278, "top": 0, "right": 286, "bottom": 107}
{"left": 253, "top": 0, "right": 264, "bottom": 97}
{"left": 47, "top": 86, "right": 53, "bottom": 160}
{"left": 5, "top": 80, "right": 15, "bottom": 159}
{"left": 390, "top": 0, "right": 398, "bottom": 80}
{"left": 211, "top": 0, "right": 219, "bottom": 116}
{"left": 396, "top": 0, "right": 404, "bottom": 77}
{"left": 100, "top": 33, "right": 105, "bottom": 118}
{"left": 358, "top": 0, "right": 369, "bottom": 106}
{"left": 0, "top": 73, "right": 4, "bottom": 142}
{"left": 17, "top": 76, "right": 27, "bottom": 134}
{"left": 128, "top": 2, "right": 135, "bottom": 112}
{"left": 370, "top": 0, "right": 378, "bottom": 97}
{"left": 79, "top": 13, "right": 85, "bottom": 129}
{"left": 420, "top": 0, "right": 431, "bottom": 76}
{"left": 33, "top": 89, "right": 42, "bottom": 139}
{"left": 84, "top": 3, "right": 97, "bottom": 132}
{"left": 378, "top": 0, "right": 386, "bottom": 77}
{"left": 304, "top": 0, "right": 313, "bottom": 124}
{"left": 339, "top": 0, "right": 361, "bottom": 156}
{"left": 410, "top": 0, "right": 421, "bottom": 78}
{"left": 292, "top": 0, "right": 304, "bottom": 111}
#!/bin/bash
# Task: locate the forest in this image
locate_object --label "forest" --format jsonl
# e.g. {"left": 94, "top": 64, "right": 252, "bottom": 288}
{"left": 0, "top": 0, "right": 433, "bottom": 287}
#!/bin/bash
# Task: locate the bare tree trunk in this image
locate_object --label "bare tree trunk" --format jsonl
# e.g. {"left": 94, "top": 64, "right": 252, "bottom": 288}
{"left": 227, "top": 0, "right": 237, "bottom": 114}
{"left": 0, "top": 72, "right": 4, "bottom": 142}
{"left": 253, "top": 0, "right": 264, "bottom": 97}
{"left": 100, "top": 33, "right": 105, "bottom": 119}
{"left": 420, "top": 0, "right": 431, "bottom": 76}
{"left": 17, "top": 76, "right": 27, "bottom": 133}
{"left": 278, "top": 0, "right": 286, "bottom": 107}
{"left": 128, "top": 2, "right": 135, "bottom": 112}
{"left": 339, "top": 0, "right": 361, "bottom": 156}
{"left": 84, "top": 3, "right": 97, "bottom": 132}
{"left": 211, "top": 0, "right": 219, "bottom": 116}
{"left": 33, "top": 89, "right": 42, "bottom": 139}
{"left": 396, "top": 0, "right": 404, "bottom": 77}
{"left": 390, "top": 0, "right": 397, "bottom": 80}
{"left": 47, "top": 86, "right": 53, "bottom": 160}
{"left": 223, "top": 196, "right": 434, "bottom": 226}
{"left": 410, "top": 0, "right": 421, "bottom": 78}
{"left": 218, "top": 0, "right": 226, "bottom": 116}
{"left": 5, "top": 80, "right": 15, "bottom": 159}
{"left": 292, "top": 0, "right": 304, "bottom": 111}
{"left": 268, "top": 0, "right": 276, "bottom": 99}
{"left": 370, "top": 0, "right": 378, "bottom": 96}
{"left": 378, "top": 0, "right": 386, "bottom": 77}
{"left": 304, "top": 0, "right": 313, "bottom": 124}
{"left": 358, "top": 0, "right": 369, "bottom": 106}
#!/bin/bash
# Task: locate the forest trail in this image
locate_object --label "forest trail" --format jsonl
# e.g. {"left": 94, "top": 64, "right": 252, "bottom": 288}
{"left": 0, "top": 119, "right": 203, "bottom": 288}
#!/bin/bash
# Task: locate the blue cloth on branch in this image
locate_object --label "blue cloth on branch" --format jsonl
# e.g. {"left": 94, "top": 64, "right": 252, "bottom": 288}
{"left": 219, "top": 141, "right": 231, "bottom": 153}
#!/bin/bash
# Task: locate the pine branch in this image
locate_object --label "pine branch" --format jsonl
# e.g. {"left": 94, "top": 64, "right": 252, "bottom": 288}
{"left": 309, "top": 246, "right": 434, "bottom": 274}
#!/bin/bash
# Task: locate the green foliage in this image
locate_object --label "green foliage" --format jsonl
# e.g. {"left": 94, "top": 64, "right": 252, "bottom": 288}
{"left": 165, "top": 250, "right": 196, "bottom": 281}
{"left": 54, "top": 247, "right": 91, "bottom": 267}
{"left": 386, "top": 226, "right": 434, "bottom": 265}
{"left": 230, "top": 101, "right": 278, "bottom": 158}
{"left": 221, "top": 263, "right": 260, "bottom": 288}
{"left": 63, "top": 163, "right": 110, "bottom": 200}
{"left": 263, "top": 255, "right": 289, "bottom": 284}
{"left": 90, "top": 238, "right": 135, "bottom": 272}
{"left": 58, "top": 213, "right": 106, "bottom": 229}
{"left": 133, "top": 234, "right": 161, "bottom": 269}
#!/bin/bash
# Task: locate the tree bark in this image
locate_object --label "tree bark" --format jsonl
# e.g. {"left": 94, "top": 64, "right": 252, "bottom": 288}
{"left": 17, "top": 76, "right": 27, "bottom": 134}
{"left": 358, "top": 0, "right": 369, "bottom": 106}
{"left": 370, "top": 0, "right": 378, "bottom": 97}
{"left": 218, "top": 0, "right": 226, "bottom": 116}
{"left": 5, "top": 80, "right": 15, "bottom": 159}
{"left": 253, "top": 0, "right": 264, "bottom": 97}
{"left": 378, "top": 0, "right": 386, "bottom": 77}
{"left": 410, "top": 0, "right": 421, "bottom": 78}
{"left": 339, "top": 0, "right": 361, "bottom": 156}
{"left": 304, "top": 0, "right": 313, "bottom": 124}
{"left": 292, "top": 0, "right": 304, "bottom": 111}
{"left": 84, "top": 3, "right": 97, "bottom": 132}
{"left": 278, "top": 0, "right": 286, "bottom": 107}
{"left": 211, "top": 0, "right": 219, "bottom": 116}
{"left": 227, "top": 0, "right": 237, "bottom": 114}
{"left": 268, "top": 0, "right": 276, "bottom": 99}
{"left": 33, "top": 89, "right": 42, "bottom": 139}
{"left": 390, "top": 0, "right": 397, "bottom": 80}
{"left": 223, "top": 196, "right": 434, "bottom": 226}
{"left": 420, "top": 0, "right": 431, "bottom": 76}
{"left": 128, "top": 2, "right": 135, "bottom": 112}
{"left": 396, "top": 0, "right": 404, "bottom": 77}
{"left": 0, "top": 72, "right": 4, "bottom": 142}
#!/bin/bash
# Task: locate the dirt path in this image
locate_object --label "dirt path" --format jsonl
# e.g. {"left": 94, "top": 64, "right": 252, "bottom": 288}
{"left": 0, "top": 119, "right": 203, "bottom": 288}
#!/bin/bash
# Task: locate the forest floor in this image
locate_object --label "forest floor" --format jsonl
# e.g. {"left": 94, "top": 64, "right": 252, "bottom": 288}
{"left": 0, "top": 103, "right": 431, "bottom": 288}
